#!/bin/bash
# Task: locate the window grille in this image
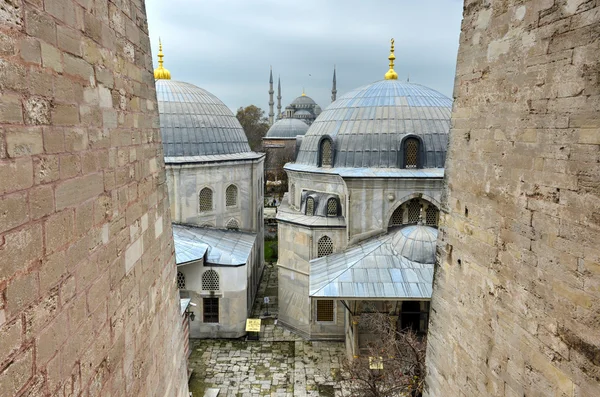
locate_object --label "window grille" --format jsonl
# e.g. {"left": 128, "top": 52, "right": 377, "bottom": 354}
{"left": 306, "top": 197, "right": 315, "bottom": 216}
{"left": 202, "top": 270, "right": 219, "bottom": 291}
{"left": 176, "top": 271, "right": 185, "bottom": 289}
{"left": 316, "top": 300, "right": 334, "bottom": 322}
{"left": 405, "top": 138, "right": 419, "bottom": 168}
{"left": 327, "top": 198, "right": 338, "bottom": 216}
{"left": 226, "top": 185, "right": 237, "bottom": 207}
{"left": 317, "top": 236, "right": 333, "bottom": 258}
{"left": 426, "top": 206, "right": 439, "bottom": 227}
{"left": 199, "top": 188, "right": 213, "bottom": 212}
{"left": 389, "top": 206, "right": 404, "bottom": 228}
{"left": 290, "top": 184, "right": 295, "bottom": 207}
{"left": 407, "top": 199, "right": 421, "bottom": 224}
{"left": 321, "top": 139, "right": 332, "bottom": 167}
{"left": 203, "top": 298, "right": 219, "bottom": 323}
{"left": 226, "top": 218, "right": 239, "bottom": 230}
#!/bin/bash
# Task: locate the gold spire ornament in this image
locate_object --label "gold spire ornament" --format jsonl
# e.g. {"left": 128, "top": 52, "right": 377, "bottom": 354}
{"left": 154, "top": 38, "right": 171, "bottom": 80}
{"left": 384, "top": 38, "right": 398, "bottom": 80}
{"left": 301, "top": 87, "right": 306, "bottom": 96}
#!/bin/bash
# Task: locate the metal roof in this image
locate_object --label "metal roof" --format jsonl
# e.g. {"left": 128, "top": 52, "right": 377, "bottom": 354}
{"left": 265, "top": 118, "right": 309, "bottom": 138}
{"left": 164, "top": 152, "right": 264, "bottom": 165}
{"left": 291, "top": 95, "right": 317, "bottom": 107}
{"left": 309, "top": 226, "right": 437, "bottom": 299}
{"left": 276, "top": 196, "right": 346, "bottom": 228}
{"left": 285, "top": 163, "right": 444, "bottom": 178}
{"left": 296, "top": 79, "right": 451, "bottom": 168}
{"left": 172, "top": 224, "right": 256, "bottom": 266}
{"left": 156, "top": 80, "right": 251, "bottom": 157}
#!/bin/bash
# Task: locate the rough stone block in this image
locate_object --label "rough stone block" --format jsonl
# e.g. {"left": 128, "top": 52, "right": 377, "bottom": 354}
{"left": 0, "top": 192, "right": 29, "bottom": 234}
{"left": 23, "top": 96, "right": 51, "bottom": 125}
{"left": 0, "top": 157, "right": 33, "bottom": 194}
{"left": 30, "top": 184, "right": 55, "bottom": 220}
{"left": 41, "top": 42, "right": 63, "bottom": 73}
{"left": 55, "top": 172, "right": 103, "bottom": 210}
{"left": 19, "top": 37, "right": 41, "bottom": 64}
{"left": 0, "top": 0, "right": 23, "bottom": 27}
{"left": 0, "top": 93, "right": 24, "bottom": 124}
{"left": 0, "top": 349, "right": 32, "bottom": 396}
{"left": 6, "top": 272, "right": 38, "bottom": 314}
{"left": 33, "top": 155, "right": 60, "bottom": 184}
{"left": 51, "top": 103, "right": 79, "bottom": 126}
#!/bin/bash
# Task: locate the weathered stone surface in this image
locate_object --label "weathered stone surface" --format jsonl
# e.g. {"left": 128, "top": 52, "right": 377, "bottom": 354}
{"left": 0, "top": 0, "right": 189, "bottom": 395}
{"left": 425, "top": 2, "right": 600, "bottom": 397}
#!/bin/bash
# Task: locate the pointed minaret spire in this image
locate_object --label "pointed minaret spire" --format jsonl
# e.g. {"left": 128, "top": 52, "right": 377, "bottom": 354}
{"left": 331, "top": 65, "right": 337, "bottom": 102}
{"left": 268, "top": 66, "right": 275, "bottom": 125}
{"left": 277, "top": 76, "right": 282, "bottom": 120}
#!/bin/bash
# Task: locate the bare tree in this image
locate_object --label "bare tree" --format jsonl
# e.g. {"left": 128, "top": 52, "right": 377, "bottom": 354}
{"left": 341, "top": 313, "right": 427, "bottom": 397}
{"left": 236, "top": 105, "right": 270, "bottom": 151}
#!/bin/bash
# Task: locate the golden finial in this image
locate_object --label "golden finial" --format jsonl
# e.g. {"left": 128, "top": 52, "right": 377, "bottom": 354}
{"left": 154, "top": 38, "right": 171, "bottom": 80}
{"left": 301, "top": 87, "right": 306, "bottom": 96}
{"left": 384, "top": 38, "right": 398, "bottom": 80}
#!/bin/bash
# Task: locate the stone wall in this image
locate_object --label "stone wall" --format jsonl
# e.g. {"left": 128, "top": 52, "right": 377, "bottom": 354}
{"left": 0, "top": 0, "right": 189, "bottom": 396}
{"left": 425, "top": 1, "right": 600, "bottom": 396}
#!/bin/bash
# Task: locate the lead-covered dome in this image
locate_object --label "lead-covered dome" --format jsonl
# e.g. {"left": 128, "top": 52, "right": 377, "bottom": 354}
{"left": 291, "top": 95, "right": 317, "bottom": 108}
{"left": 156, "top": 80, "right": 251, "bottom": 157}
{"left": 295, "top": 80, "right": 452, "bottom": 168}
{"left": 265, "top": 118, "right": 309, "bottom": 138}
{"left": 391, "top": 224, "right": 438, "bottom": 264}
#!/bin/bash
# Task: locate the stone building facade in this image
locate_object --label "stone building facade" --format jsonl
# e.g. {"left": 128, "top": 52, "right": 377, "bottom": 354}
{"left": 425, "top": 1, "right": 600, "bottom": 396}
{"left": 0, "top": 0, "right": 189, "bottom": 396}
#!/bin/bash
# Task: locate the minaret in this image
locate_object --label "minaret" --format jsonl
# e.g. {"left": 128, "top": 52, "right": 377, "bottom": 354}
{"left": 276, "top": 76, "right": 282, "bottom": 120}
{"left": 268, "top": 66, "right": 274, "bottom": 125}
{"left": 153, "top": 38, "right": 171, "bottom": 80}
{"left": 331, "top": 65, "right": 337, "bottom": 102}
{"left": 384, "top": 38, "right": 398, "bottom": 80}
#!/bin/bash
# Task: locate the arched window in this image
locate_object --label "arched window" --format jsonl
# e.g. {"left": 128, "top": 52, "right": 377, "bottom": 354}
{"left": 176, "top": 271, "right": 185, "bottom": 289}
{"left": 389, "top": 206, "right": 404, "bottom": 228}
{"left": 199, "top": 188, "right": 213, "bottom": 212}
{"left": 317, "top": 236, "right": 333, "bottom": 258}
{"left": 426, "top": 205, "right": 439, "bottom": 227}
{"left": 306, "top": 197, "right": 315, "bottom": 216}
{"left": 202, "top": 270, "right": 219, "bottom": 291}
{"left": 226, "top": 218, "right": 239, "bottom": 230}
{"left": 327, "top": 198, "right": 338, "bottom": 217}
{"left": 226, "top": 185, "right": 237, "bottom": 207}
{"left": 320, "top": 138, "right": 333, "bottom": 167}
{"left": 404, "top": 138, "right": 419, "bottom": 169}
{"left": 407, "top": 199, "right": 422, "bottom": 224}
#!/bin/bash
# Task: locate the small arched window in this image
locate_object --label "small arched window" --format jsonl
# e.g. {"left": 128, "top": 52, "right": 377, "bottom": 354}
{"left": 426, "top": 206, "right": 439, "bottom": 227}
{"left": 306, "top": 197, "right": 315, "bottom": 216}
{"left": 404, "top": 138, "right": 419, "bottom": 169}
{"left": 389, "top": 206, "right": 404, "bottom": 228}
{"left": 327, "top": 198, "right": 338, "bottom": 217}
{"left": 407, "top": 199, "right": 422, "bottom": 224}
{"left": 199, "top": 187, "right": 213, "bottom": 212}
{"left": 176, "top": 271, "right": 186, "bottom": 289}
{"left": 320, "top": 139, "right": 333, "bottom": 167}
{"left": 226, "top": 185, "right": 237, "bottom": 207}
{"left": 202, "top": 269, "right": 219, "bottom": 291}
{"left": 317, "top": 235, "right": 333, "bottom": 258}
{"left": 226, "top": 218, "right": 239, "bottom": 230}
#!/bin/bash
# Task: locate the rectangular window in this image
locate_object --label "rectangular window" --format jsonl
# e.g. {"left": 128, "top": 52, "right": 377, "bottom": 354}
{"left": 316, "top": 300, "right": 335, "bottom": 322}
{"left": 203, "top": 298, "right": 219, "bottom": 323}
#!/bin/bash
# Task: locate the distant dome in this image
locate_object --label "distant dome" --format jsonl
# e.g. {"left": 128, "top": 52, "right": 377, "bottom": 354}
{"left": 294, "top": 110, "right": 312, "bottom": 117}
{"left": 156, "top": 80, "right": 250, "bottom": 157}
{"left": 266, "top": 118, "right": 309, "bottom": 138}
{"left": 291, "top": 95, "right": 317, "bottom": 107}
{"left": 391, "top": 225, "right": 438, "bottom": 264}
{"left": 296, "top": 79, "right": 452, "bottom": 168}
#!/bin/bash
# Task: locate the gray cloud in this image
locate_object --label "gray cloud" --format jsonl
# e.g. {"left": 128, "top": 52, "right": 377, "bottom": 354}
{"left": 146, "top": 0, "right": 463, "bottom": 114}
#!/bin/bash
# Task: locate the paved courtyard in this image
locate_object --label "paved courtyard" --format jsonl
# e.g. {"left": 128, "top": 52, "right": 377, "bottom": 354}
{"left": 188, "top": 263, "right": 349, "bottom": 396}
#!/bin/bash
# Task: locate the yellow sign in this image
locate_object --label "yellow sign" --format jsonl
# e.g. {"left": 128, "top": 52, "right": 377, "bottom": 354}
{"left": 245, "top": 318, "right": 261, "bottom": 332}
{"left": 369, "top": 357, "right": 384, "bottom": 370}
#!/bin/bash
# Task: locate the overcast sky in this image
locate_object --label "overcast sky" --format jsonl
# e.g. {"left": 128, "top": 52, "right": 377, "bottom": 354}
{"left": 146, "top": 0, "right": 464, "bottom": 114}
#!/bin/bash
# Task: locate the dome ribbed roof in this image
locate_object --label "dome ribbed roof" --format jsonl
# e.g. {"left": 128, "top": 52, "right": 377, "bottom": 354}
{"left": 265, "top": 118, "right": 309, "bottom": 138}
{"left": 391, "top": 225, "right": 438, "bottom": 264}
{"left": 295, "top": 80, "right": 452, "bottom": 168}
{"left": 156, "top": 80, "right": 250, "bottom": 157}
{"left": 291, "top": 95, "right": 317, "bottom": 107}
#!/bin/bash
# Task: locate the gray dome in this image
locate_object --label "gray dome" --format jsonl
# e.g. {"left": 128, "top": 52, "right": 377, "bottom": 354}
{"left": 291, "top": 95, "right": 317, "bottom": 107}
{"left": 391, "top": 225, "right": 438, "bottom": 264}
{"left": 294, "top": 110, "right": 312, "bottom": 117}
{"left": 265, "top": 118, "right": 309, "bottom": 138}
{"left": 156, "top": 80, "right": 250, "bottom": 157}
{"left": 296, "top": 80, "right": 452, "bottom": 168}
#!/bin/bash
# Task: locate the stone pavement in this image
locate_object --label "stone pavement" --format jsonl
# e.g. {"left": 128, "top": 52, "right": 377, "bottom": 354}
{"left": 188, "top": 263, "right": 349, "bottom": 396}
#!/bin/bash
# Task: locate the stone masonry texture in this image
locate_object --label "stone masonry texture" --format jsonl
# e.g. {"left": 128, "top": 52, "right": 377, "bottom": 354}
{"left": 425, "top": 1, "right": 600, "bottom": 396}
{"left": 0, "top": 0, "right": 189, "bottom": 396}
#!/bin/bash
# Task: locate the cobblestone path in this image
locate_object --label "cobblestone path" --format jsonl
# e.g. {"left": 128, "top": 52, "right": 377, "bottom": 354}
{"left": 188, "top": 263, "right": 348, "bottom": 396}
